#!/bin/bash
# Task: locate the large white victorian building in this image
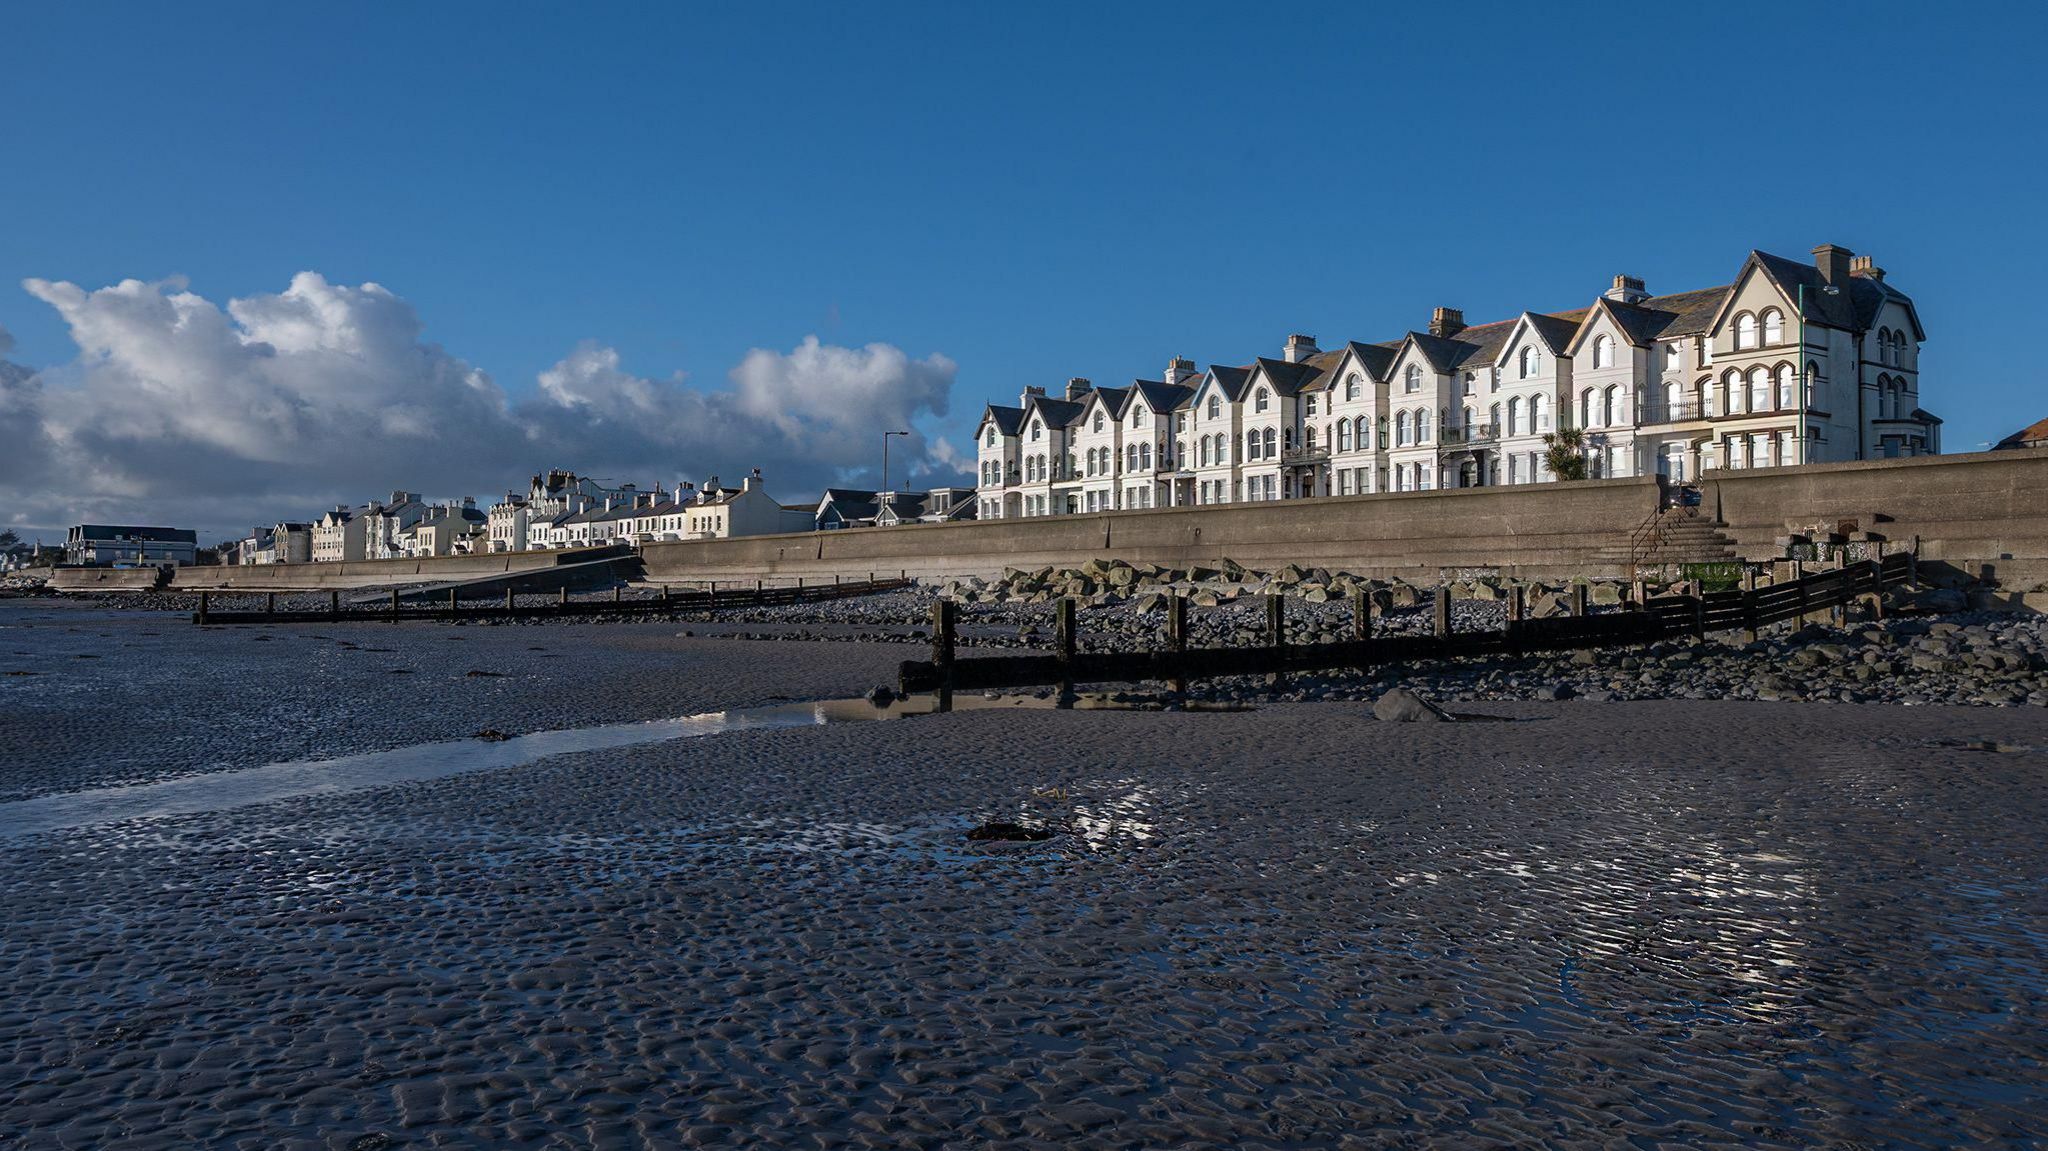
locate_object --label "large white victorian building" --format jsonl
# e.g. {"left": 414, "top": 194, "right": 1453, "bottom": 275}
{"left": 973, "top": 244, "right": 1938, "bottom": 518}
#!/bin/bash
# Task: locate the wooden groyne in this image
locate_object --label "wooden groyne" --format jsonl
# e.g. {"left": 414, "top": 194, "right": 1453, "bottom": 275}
{"left": 192, "top": 576, "right": 912, "bottom": 625}
{"left": 899, "top": 553, "right": 1915, "bottom": 706}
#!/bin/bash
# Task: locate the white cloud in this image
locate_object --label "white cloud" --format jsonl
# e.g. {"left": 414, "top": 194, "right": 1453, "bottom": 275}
{"left": 0, "top": 273, "right": 967, "bottom": 540}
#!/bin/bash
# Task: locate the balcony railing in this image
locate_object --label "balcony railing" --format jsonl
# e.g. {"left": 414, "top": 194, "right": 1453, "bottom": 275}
{"left": 1280, "top": 446, "right": 1330, "bottom": 465}
{"left": 1439, "top": 422, "right": 1499, "bottom": 446}
{"left": 1645, "top": 400, "right": 1707, "bottom": 424}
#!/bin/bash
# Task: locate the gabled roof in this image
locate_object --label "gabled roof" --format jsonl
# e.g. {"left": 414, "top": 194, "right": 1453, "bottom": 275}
{"left": 1996, "top": 418, "right": 2048, "bottom": 448}
{"left": 981, "top": 404, "right": 1026, "bottom": 437}
{"left": 1247, "top": 357, "right": 1326, "bottom": 398}
{"left": 1201, "top": 364, "right": 1256, "bottom": 403}
{"left": 1524, "top": 312, "right": 1585, "bottom": 355}
{"left": 1084, "top": 385, "right": 1132, "bottom": 422}
{"left": 1130, "top": 379, "right": 1195, "bottom": 413}
{"left": 1021, "top": 393, "right": 1085, "bottom": 430}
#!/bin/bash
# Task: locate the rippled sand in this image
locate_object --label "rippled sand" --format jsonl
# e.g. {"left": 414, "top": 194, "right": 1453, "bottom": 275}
{"left": 3, "top": 603, "right": 2046, "bottom": 1148}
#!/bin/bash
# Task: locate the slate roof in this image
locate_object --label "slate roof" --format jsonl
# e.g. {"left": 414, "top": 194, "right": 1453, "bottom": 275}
{"left": 1131, "top": 379, "right": 1195, "bottom": 413}
{"left": 1088, "top": 385, "right": 1132, "bottom": 421}
{"left": 1023, "top": 394, "right": 1086, "bottom": 430}
{"left": 1204, "top": 364, "right": 1255, "bottom": 402}
{"left": 983, "top": 405, "right": 1026, "bottom": 437}
{"left": 1524, "top": 312, "right": 1586, "bottom": 355}
{"left": 1250, "top": 357, "right": 1327, "bottom": 397}
{"left": 1996, "top": 418, "right": 2048, "bottom": 448}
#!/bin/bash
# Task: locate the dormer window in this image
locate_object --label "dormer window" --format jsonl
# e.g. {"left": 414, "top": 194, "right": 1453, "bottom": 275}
{"left": 1404, "top": 365, "right": 1422, "bottom": 393}
{"left": 1735, "top": 313, "right": 1758, "bottom": 350}
{"left": 1593, "top": 335, "right": 1614, "bottom": 369}
{"left": 1254, "top": 388, "right": 1271, "bottom": 413}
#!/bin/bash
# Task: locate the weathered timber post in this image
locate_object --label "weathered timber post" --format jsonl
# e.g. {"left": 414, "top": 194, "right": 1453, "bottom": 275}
{"left": 1055, "top": 596, "right": 1077, "bottom": 704}
{"left": 1351, "top": 588, "right": 1373, "bottom": 673}
{"left": 1792, "top": 559, "right": 1807, "bottom": 627}
{"left": 506, "top": 588, "right": 516, "bottom": 612}
{"left": 559, "top": 585, "right": 569, "bottom": 609}
{"left": 1908, "top": 538, "right": 1920, "bottom": 585}
{"left": 1866, "top": 557, "right": 1886, "bottom": 620}
{"left": 1167, "top": 593, "right": 1188, "bottom": 696}
{"left": 265, "top": 592, "right": 277, "bottom": 620}
{"left": 449, "top": 588, "right": 459, "bottom": 614}
{"left": 834, "top": 573, "right": 841, "bottom": 588}
{"left": 330, "top": 590, "right": 341, "bottom": 621}
{"left": 391, "top": 588, "right": 401, "bottom": 620}
{"left": 1693, "top": 594, "right": 1707, "bottom": 644}
{"left": 755, "top": 578, "right": 763, "bottom": 599}
{"left": 1506, "top": 585, "right": 1525, "bottom": 659}
{"left": 1569, "top": 584, "right": 1589, "bottom": 619}
{"left": 931, "top": 599, "right": 956, "bottom": 713}
{"left": 797, "top": 576, "right": 805, "bottom": 592}
{"left": 197, "top": 590, "right": 208, "bottom": 625}
{"left": 1433, "top": 587, "right": 1451, "bottom": 637}
{"left": 1268, "top": 592, "right": 1288, "bottom": 688}
{"left": 661, "top": 584, "right": 670, "bottom": 605}
{"left": 1630, "top": 578, "right": 1646, "bottom": 609}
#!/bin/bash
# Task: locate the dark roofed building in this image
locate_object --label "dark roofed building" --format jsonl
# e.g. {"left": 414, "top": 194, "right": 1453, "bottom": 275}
{"left": 65, "top": 524, "right": 198, "bottom": 567}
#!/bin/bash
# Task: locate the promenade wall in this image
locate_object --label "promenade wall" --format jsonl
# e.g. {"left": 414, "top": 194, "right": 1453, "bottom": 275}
{"left": 642, "top": 449, "right": 2048, "bottom": 591}
{"left": 162, "top": 546, "right": 622, "bottom": 591}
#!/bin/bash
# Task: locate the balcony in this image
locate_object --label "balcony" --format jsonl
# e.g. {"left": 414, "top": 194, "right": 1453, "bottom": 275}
{"left": 1439, "top": 422, "right": 1498, "bottom": 446}
{"left": 1280, "top": 446, "right": 1330, "bottom": 466}
{"left": 1644, "top": 400, "right": 1708, "bottom": 424}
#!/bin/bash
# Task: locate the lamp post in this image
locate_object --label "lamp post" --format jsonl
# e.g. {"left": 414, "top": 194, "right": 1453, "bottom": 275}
{"left": 880, "top": 430, "right": 910, "bottom": 494}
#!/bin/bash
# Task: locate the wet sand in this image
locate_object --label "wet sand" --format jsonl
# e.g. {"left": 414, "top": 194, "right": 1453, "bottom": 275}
{"left": 2, "top": 601, "right": 2046, "bottom": 1148}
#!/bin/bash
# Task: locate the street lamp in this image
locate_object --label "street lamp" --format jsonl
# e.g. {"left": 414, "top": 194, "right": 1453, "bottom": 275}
{"left": 880, "top": 430, "right": 911, "bottom": 494}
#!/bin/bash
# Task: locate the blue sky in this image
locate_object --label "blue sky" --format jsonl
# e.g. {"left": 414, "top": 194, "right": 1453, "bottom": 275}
{"left": 0, "top": 2, "right": 2040, "bottom": 538}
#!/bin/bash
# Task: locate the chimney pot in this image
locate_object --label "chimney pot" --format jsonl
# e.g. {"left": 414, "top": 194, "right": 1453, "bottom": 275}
{"left": 1165, "top": 356, "right": 1198, "bottom": 385}
{"left": 1849, "top": 254, "right": 1885, "bottom": 281}
{"left": 1429, "top": 308, "right": 1466, "bottom": 338}
{"left": 1065, "top": 377, "right": 1092, "bottom": 401}
{"left": 1604, "top": 274, "right": 1648, "bottom": 303}
{"left": 1283, "top": 333, "right": 1319, "bottom": 363}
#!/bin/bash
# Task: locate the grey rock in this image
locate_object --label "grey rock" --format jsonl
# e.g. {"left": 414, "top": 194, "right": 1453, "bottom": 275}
{"left": 1372, "top": 687, "right": 1452, "bottom": 723}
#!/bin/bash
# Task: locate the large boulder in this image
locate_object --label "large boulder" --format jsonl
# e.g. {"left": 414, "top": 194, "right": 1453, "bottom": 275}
{"left": 1372, "top": 687, "right": 1454, "bottom": 723}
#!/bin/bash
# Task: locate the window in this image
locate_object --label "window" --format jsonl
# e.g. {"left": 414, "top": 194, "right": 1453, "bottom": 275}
{"left": 1507, "top": 397, "right": 1523, "bottom": 436}
{"left": 1396, "top": 411, "right": 1411, "bottom": 446}
{"left": 1489, "top": 403, "right": 1501, "bottom": 435}
{"left": 1198, "top": 438, "right": 1211, "bottom": 467}
{"left": 1602, "top": 385, "right": 1619, "bottom": 427}
{"left": 1254, "top": 388, "right": 1271, "bottom": 413}
{"left": 1345, "top": 373, "right": 1361, "bottom": 401}
{"left": 1127, "top": 445, "right": 1138, "bottom": 472}
{"left": 985, "top": 427, "right": 996, "bottom": 446}
{"left": 1244, "top": 431, "right": 1259, "bottom": 460}
{"left": 1417, "top": 409, "right": 1432, "bottom": 443}
{"left": 1461, "top": 406, "right": 1475, "bottom": 436}
{"left": 1593, "top": 335, "right": 1614, "bottom": 369}
{"left": 1263, "top": 427, "right": 1277, "bottom": 456}
{"left": 1463, "top": 372, "right": 1476, "bottom": 396}
{"left": 1133, "top": 407, "right": 1146, "bottom": 427}
{"left": 1206, "top": 395, "right": 1221, "bottom": 419}
{"left": 1139, "top": 443, "right": 1151, "bottom": 471}
{"left": 1030, "top": 421, "right": 1042, "bottom": 441}
{"left": 1749, "top": 367, "right": 1770, "bottom": 412}
{"left": 1404, "top": 365, "right": 1422, "bottom": 393}
{"left": 1763, "top": 309, "right": 1784, "bottom": 346}
{"left": 1736, "top": 313, "right": 1758, "bottom": 350}
{"left": 1304, "top": 394, "right": 1317, "bottom": 417}
{"left": 1336, "top": 421, "right": 1351, "bottom": 452}
{"left": 1092, "top": 412, "right": 1103, "bottom": 432}
{"left": 1580, "top": 389, "right": 1596, "bottom": 429}
{"left": 1519, "top": 347, "right": 1537, "bottom": 379}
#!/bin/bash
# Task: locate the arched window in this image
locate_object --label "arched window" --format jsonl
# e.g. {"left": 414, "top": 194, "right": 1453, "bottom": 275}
{"left": 1353, "top": 416, "right": 1368, "bottom": 449}
{"left": 1879, "top": 327, "right": 1896, "bottom": 365}
{"left": 1461, "top": 406, "right": 1475, "bottom": 436}
{"left": 1395, "top": 411, "right": 1410, "bottom": 446}
{"left": 1417, "top": 409, "right": 1432, "bottom": 442}
{"left": 1748, "top": 367, "right": 1770, "bottom": 413}
{"left": 1030, "top": 421, "right": 1043, "bottom": 442}
{"left": 1593, "top": 335, "right": 1614, "bottom": 369}
{"left": 1133, "top": 407, "right": 1147, "bottom": 428}
{"left": 1580, "top": 389, "right": 1596, "bottom": 429}
{"left": 1345, "top": 373, "right": 1362, "bottom": 401}
{"left": 1092, "top": 412, "right": 1104, "bottom": 432}
{"left": 1665, "top": 380, "right": 1682, "bottom": 419}
{"left": 1775, "top": 364, "right": 1795, "bottom": 410}
{"left": 1305, "top": 425, "right": 1317, "bottom": 450}
{"left": 1337, "top": 421, "right": 1352, "bottom": 452}
{"left": 1140, "top": 443, "right": 1151, "bottom": 470}
{"left": 1735, "top": 313, "right": 1757, "bottom": 350}
{"left": 1533, "top": 393, "right": 1551, "bottom": 432}
{"left": 985, "top": 427, "right": 996, "bottom": 446}
{"left": 1603, "top": 385, "right": 1619, "bottom": 427}
{"left": 1124, "top": 445, "right": 1136, "bottom": 472}
{"left": 1263, "top": 427, "right": 1277, "bottom": 456}
{"left": 1198, "top": 438, "right": 1210, "bottom": 467}
{"left": 1489, "top": 403, "right": 1501, "bottom": 435}
{"left": 1519, "top": 347, "right": 1537, "bottom": 379}
{"left": 1254, "top": 388, "right": 1271, "bottom": 413}
{"left": 1404, "top": 365, "right": 1422, "bottom": 393}
{"left": 1762, "top": 309, "right": 1784, "bottom": 345}
{"left": 1507, "top": 397, "right": 1523, "bottom": 436}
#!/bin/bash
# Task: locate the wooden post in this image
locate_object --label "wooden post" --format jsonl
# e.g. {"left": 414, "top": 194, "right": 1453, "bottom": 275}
{"left": 931, "top": 599, "right": 956, "bottom": 713}
{"left": 330, "top": 590, "right": 341, "bottom": 621}
{"left": 1630, "top": 579, "right": 1646, "bottom": 609}
{"left": 1055, "top": 596, "right": 1077, "bottom": 703}
{"left": 559, "top": 585, "right": 569, "bottom": 608}
{"left": 449, "top": 588, "right": 459, "bottom": 614}
{"left": 1506, "top": 585, "right": 1524, "bottom": 658}
{"left": 506, "top": 588, "right": 515, "bottom": 612}
{"left": 197, "top": 590, "right": 208, "bottom": 625}
{"left": 1694, "top": 595, "right": 1707, "bottom": 644}
{"left": 265, "top": 592, "right": 277, "bottom": 620}
{"left": 1433, "top": 587, "right": 1451, "bottom": 637}
{"left": 391, "top": 588, "right": 401, "bottom": 619}
{"left": 661, "top": 584, "right": 670, "bottom": 604}
{"left": 797, "top": 576, "right": 805, "bottom": 592}
{"left": 1792, "top": 559, "right": 1806, "bottom": 627}
{"left": 613, "top": 585, "right": 622, "bottom": 604}
{"left": 1167, "top": 593, "right": 1188, "bottom": 696}
{"left": 1569, "top": 585, "right": 1589, "bottom": 618}
{"left": 1268, "top": 592, "right": 1287, "bottom": 688}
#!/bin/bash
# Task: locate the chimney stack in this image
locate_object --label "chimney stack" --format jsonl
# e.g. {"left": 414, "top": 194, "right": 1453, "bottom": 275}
{"left": 1429, "top": 308, "right": 1466, "bottom": 338}
{"left": 1065, "top": 377, "right": 1092, "bottom": 401}
{"left": 1604, "top": 274, "right": 1648, "bottom": 304}
{"left": 1164, "top": 356, "right": 1197, "bottom": 386}
{"left": 1849, "top": 254, "right": 1885, "bottom": 282}
{"left": 1813, "top": 243, "right": 1853, "bottom": 285}
{"left": 1283, "top": 333, "right": 1319, "bottom": 363}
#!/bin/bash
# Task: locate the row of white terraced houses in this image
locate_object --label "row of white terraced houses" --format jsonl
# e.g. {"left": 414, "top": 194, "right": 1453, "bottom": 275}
{"left": 971, "top": 243, "right": 1941, "bottom": 518}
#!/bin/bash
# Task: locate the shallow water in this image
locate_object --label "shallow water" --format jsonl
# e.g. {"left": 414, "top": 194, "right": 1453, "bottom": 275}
{"left": 0, "top": 692, "right": 1050, "bottom": 839}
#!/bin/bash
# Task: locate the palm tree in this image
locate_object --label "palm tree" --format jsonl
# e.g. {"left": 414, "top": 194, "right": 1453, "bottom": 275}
{"left": 1542, "top": 427, "right": 1589, "bottom": 481}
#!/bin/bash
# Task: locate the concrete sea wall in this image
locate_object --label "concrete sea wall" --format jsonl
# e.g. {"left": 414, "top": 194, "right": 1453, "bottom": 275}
{"left": 161, "top": 546, "right": 626, "bottom": 591}
{"left": 642, "top": 449, "right": 2048, "bottom": 590}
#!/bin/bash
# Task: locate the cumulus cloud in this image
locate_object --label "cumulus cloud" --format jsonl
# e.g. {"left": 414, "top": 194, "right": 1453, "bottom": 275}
{"left": 0, "top": 274, "right": 965, "bottom": 540}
